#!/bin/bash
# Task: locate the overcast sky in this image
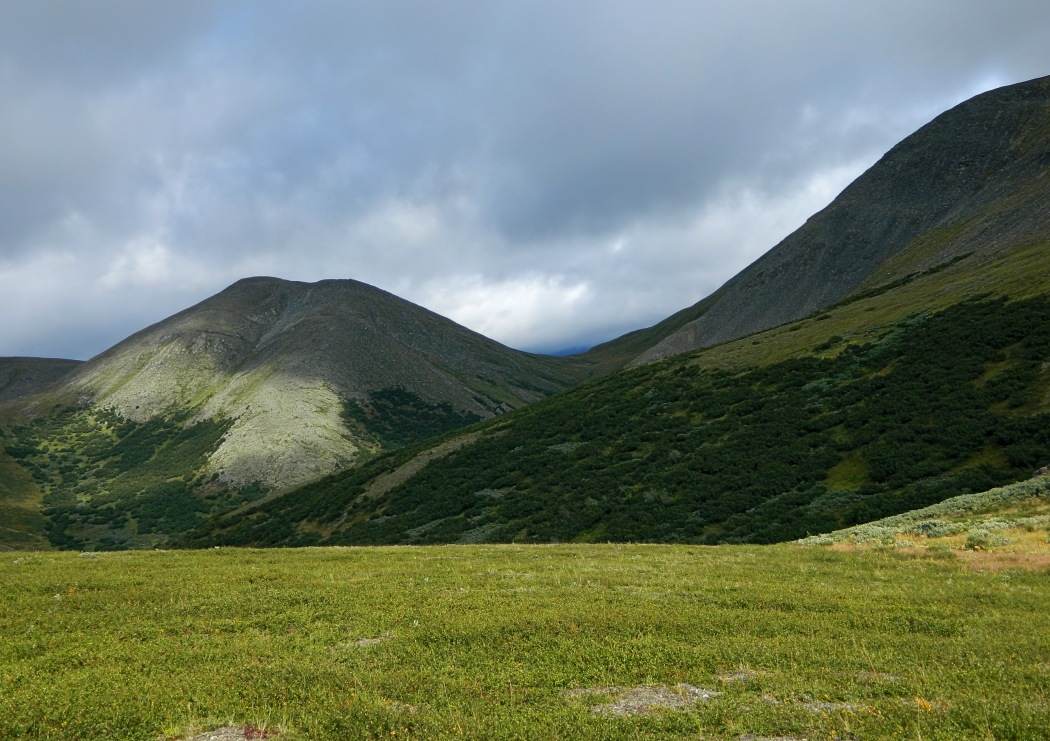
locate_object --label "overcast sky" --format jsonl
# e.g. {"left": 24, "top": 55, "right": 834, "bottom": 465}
{"left": 2, "top": 1, "right": 1049, "bottom": 360}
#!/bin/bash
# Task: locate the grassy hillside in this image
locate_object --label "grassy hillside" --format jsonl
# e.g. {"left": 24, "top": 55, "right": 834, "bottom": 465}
{"left": 800, "top": 473, "right": 1050, "bottom": 553}
{"left": 1, "top": 409, "right": 271, "bottom": 550}
{"left": 184, "top": 288, "right": 1050, "bottom": 548}
{"left": 0, "top": 450, "right": 49, "bottom": 551}
{"left": 2, "top": 544, "right": 1046, "bottom": 740}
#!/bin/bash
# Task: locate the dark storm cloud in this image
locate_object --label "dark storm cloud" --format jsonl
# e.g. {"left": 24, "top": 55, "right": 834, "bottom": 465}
{"left": 2, "top": 1, "right": 1050, "bottom": 358}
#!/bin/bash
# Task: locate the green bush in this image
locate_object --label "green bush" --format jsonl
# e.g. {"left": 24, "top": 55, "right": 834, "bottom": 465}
{"left": 964, "top": 529, "right": 1011, "bottom": 551}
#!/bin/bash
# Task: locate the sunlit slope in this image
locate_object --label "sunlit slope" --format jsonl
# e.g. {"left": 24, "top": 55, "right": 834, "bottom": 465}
{"left": 0, "top": 277, "right": 586, "bottom": 549}
{"left": 48, "top": 277, "right": 584, "bottom": 489}
{"left": 799, "top": 472, "right": 1050, "bottom": 554}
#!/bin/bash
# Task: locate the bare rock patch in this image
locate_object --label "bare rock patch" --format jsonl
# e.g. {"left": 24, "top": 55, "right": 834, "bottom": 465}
{"left": 178, "top": 724, "right": 278, "bottom": 741}
{"left": 563, "top": 684, "right": 721, "bottom": 715}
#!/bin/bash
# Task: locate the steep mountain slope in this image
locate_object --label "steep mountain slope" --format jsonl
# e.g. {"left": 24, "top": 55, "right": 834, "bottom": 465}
{"left": 0, "top": 277, "right": 586, "bottom": 549}
{"left": 617, "top": 74, "right": 1050, "bottom": 365}
{"left": 182, "top": 76, "right": 1050, "bottom": 549}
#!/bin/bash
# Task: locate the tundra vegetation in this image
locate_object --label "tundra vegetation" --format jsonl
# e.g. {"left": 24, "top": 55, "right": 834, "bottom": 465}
{"left": 2, "top": 540, "right": 1048, "bottom": 740}
{"left": 800, "top": 474, "right": 1050, "bottom": 551}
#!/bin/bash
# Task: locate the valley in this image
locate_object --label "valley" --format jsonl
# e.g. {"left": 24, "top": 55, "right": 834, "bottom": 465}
{"left": 0, "top": 69, "right": 1048, "bottom": 741}
{"left": 1, "top": 76, "right": 1049, "bottom": 554}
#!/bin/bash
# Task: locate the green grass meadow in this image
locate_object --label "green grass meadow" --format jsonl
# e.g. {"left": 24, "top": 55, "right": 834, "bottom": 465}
{"left": 2, "top": 545, "right": 1047, "bottom": 739}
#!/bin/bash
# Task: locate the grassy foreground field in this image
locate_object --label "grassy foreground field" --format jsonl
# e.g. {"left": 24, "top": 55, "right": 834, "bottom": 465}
{"left": 2, "top": 545, "right": 1047, "bottom": 740}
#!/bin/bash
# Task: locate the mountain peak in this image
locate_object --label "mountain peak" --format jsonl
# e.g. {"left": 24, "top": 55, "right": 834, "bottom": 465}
{"left": 34, "top": 276, "right": 584, "bottom": 492}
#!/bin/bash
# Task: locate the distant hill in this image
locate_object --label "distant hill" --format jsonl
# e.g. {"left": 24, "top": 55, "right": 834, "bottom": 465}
{"left": 0, "top": 277, "right": 586, "bottom": 549}
{"left": 587, "top": 74, "right": 1050, "bottom": 367}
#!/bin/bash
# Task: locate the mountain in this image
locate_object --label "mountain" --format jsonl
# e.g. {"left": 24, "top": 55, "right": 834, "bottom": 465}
{"left": 591, "top": 74, "right": 1050, "bottom": 366}
{"left": 50, "top": 276, "right": 587, "bottom": 488}
{"left": 181, "top": 75, "right": 1050, "bottom": 548}
{"left": 0, "top": 277, "right": 587, "bottom": 549}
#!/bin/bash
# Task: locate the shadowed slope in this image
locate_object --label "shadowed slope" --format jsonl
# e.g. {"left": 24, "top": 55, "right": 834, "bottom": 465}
{"left": 0, "top": 358, "right": 81, "bottom": 404}
{"left": 623, "top": 74, "right": 1050, "bottom": 365}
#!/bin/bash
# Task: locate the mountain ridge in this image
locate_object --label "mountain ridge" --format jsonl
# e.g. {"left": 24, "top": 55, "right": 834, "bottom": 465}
{"left": 621, "top": 74, "right": 1050, "bottom": 365}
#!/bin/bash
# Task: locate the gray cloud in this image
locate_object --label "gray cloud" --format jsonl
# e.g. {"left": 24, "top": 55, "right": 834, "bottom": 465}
{"left": 2, "top": 1, "right": 1049, "bottom": 358}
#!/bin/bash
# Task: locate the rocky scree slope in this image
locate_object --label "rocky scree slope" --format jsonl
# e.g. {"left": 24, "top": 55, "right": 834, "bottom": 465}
{"left": 620, "top": 74, "right": 1050, "bottom": 365}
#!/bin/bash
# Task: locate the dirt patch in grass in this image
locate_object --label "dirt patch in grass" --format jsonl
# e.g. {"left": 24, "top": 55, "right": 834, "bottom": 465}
{"left": 717, "top": 668, "right": 765, "bottom": 683}
{"left": 179, "top": 725, "right": 278, "bottom": 741}
{"left": 953, "top": 550, "right": 1050, "bottom": 571}
{"left": 563, "top": 684, "right": 721, "bottom": 715}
